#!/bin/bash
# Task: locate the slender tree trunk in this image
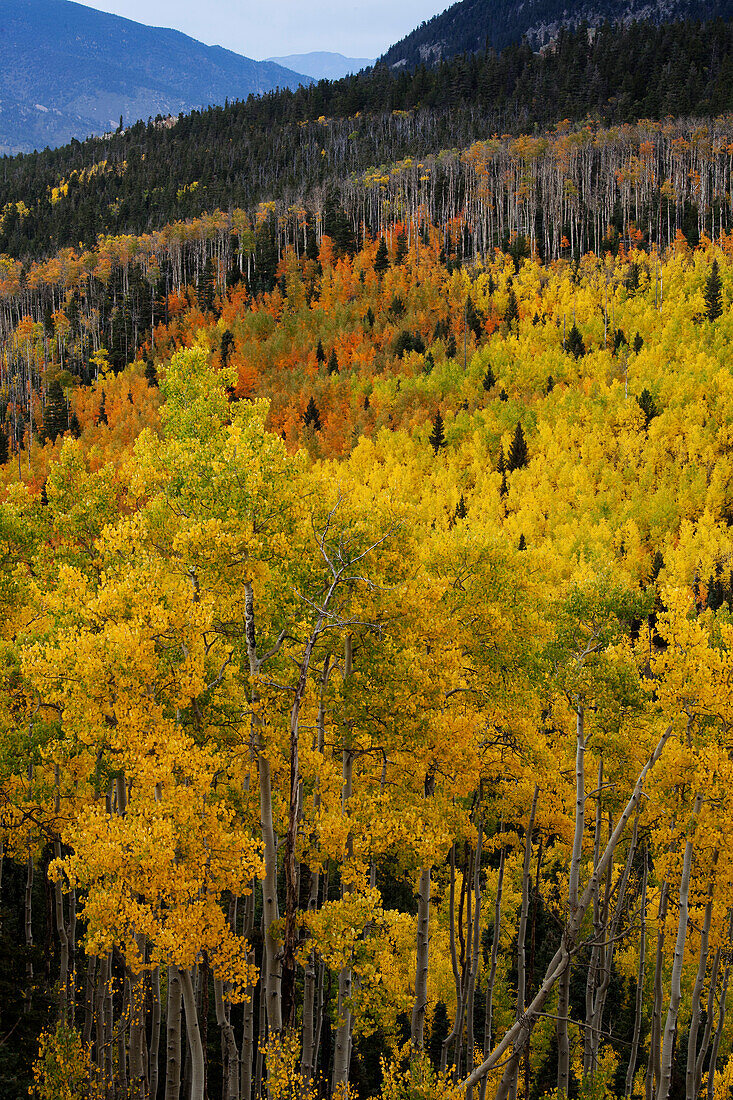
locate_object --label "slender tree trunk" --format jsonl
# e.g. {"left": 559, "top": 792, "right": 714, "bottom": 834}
{"left": 647, "top": 882, "right": 670, "bottom": 1100}
{"left": 558, "top": 705, "right": 585, "bottom": 1096}
{"left": 584, "top": 761, "right": 604, "bottom": 1076}
{"left": 466, "top": 820, "right": 483, "bottom": 1100}
{"left": 129, "top": 934, "right": 149, "bottom": 1100}
{"left": 180, "top": 967, "right": 205, "bottom": 1100}
{"left": 301, "top": 656, "right": 331, "bottom": 1082}
{"left": 510, "top": 787, "right": 538, "bottom": 1100}
{"left": 258, "top": 757, "right": 282, "bottom": 1036}
{"left": 625, "top": 852, "right": 647, "bottom": 1098}
{"left": 240, "top": 948, "right": 256, "bottom": 1100}
{"left": 150, "top": 966, "right": 161, "bottom": 1100}
{"left": 84, "top": 955, "right": 97, "bottom": 1047}
{"left": 214, "top": 978, "right": 239, "bottom": 1100}
{"left": 695, "top": 946, "right": 721, "bottom": 1098}
{"left": 441, "top": 842, "right": 462, "bottom": 1074}
{"left": 411, "top": 771, "right": 436, "bottom": 1051}
{"left": 589, "top": 811, "right": 638, "bottom": 1073}
{"left": 165, "top": 966, "right": 183, "bottom": 1100}
{"left": 686, "top": 856, "right": 717, "bottom": 1100}
{"left": 333, "top": 635, "right": 355, "bottom": 1096}
{"left": 707, "top": 918, "right": 732, "bottom": 1100}
{"left": 657, "top": 793, "right": 703, "bottom": 1100}
{"left": 461, "top": 724, "right": 673, "bottom": 1093}
{"left": 479, "top": 843, "right": 505, "bottom": 1100}
{"left": 24, "top": 844, "right": 33, "bottom": 1015}
{"left": 53, "top": 840, "right": 70, "bottom": 1021}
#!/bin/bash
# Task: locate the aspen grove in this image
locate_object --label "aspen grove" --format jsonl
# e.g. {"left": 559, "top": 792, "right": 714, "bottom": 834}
{"left": 1, "top": 215, "right": 733, "bottom": 1100}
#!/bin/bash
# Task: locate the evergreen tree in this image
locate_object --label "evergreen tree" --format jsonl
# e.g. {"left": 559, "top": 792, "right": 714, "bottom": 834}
{"left": 497, "top": 448, "right": 508, "bottom": 497}
{"left": 466, "top": 297, "right": 484, "bottom": 340}
{"left": 365, "top": 307, "right": 375, "bottom": 328}
{"left": 316, "top": 338, "right": 326, "bottom": 365}
{"left": 328, "top": 349, "right": 339, "bottom": 374}
{"left": 220, "top": 329, "right": 235, "bottom": 367}
{"left": 507, "top": 421, "right": 528, "bottom": 471}
{"left": 705, "top": 258, "right": 723, "bottom": 321}
{"left": 546, "top": 375, "right": 555, "bottom": 393}
{"left": 374, "top": 237, "right": 390, "bottom": 274}
{"left": 446, "top": 335, "right": 457, "bottom": 358}
{"left": 499, "top": 388, "right": 508, "bottom": 402}
{"left": 395, "top": 232, "right": 408, "bottom": 265}
{"left": 68, "top": 411, "right": 81, "bottom": 438}
{"left": 566, "top": 323, "right": 585, "bottom": 358}
{"left": 633, "top": 332, "right": 644, "bottom": 354}
{"left": 613, "top": 328, "right": 627, "bottom": 352}
{"left": 650, "top": 550, "right": 665, "bottom": 583}
{"left": 423, "top": 351, "right": 434, "bottom": 375}
{"left": 504, "top": 288, "right": 519, "bottom": 327}
{"left": 707, "top": 574, "right": 726, "bottom": 610}
{"left": 482, "top": 365, "right": 496, "bottom": 391}
{"left": 97, "top": 392, "right": 108, "bottom": 426}
{"left": 0, "top": 428, "right": 7, "bottom": 465}
{"left": 637, "top": 388, "right": 659, "bottom": 428}
{"left": 145, "top": 359, "right": 158, "bottom": 387}
{"left": 43, "top": 378, "right": 67, "bottom": 442}
{"left": 518, "top": 533, "right": 527, "bottom": 550}
{"left": 428, "top": 411, "right": 446, "bottom": 453}
{"left": 305, "top": 231, "right": 319, "bottom": 262}
{"left": 454, "top": 493, "right": 467, "bottom": 520}
{"left": 303, "top": 397, "right": 321, "bottom": 432}
{"left": 40, "top": 480, "right": 48, "bottom": 507}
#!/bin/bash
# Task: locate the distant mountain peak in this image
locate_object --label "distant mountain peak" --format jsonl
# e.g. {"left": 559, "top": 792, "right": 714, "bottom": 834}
{"left": 0, "top": 0, "right": 311, "bottom": 155}
{"left": 266, "top": 51, "right": 374, "bottom": 81}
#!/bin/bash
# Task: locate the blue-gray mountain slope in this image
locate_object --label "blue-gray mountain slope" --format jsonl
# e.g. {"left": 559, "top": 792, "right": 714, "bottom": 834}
{"left": 0, "top": 0, "right": 311, "bottom": 154}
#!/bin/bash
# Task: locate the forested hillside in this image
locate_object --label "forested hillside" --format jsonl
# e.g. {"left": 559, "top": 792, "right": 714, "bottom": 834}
{"left": 2, "top": 1, "right": 733, "bottom": 1097}
{"left": 380, "top": 0, "right": 733, "bottom": 66}
{"left": 1, "top": 207, "right": 733, "bottom": 1100}
{"left": 0, "top": 19, "right": 731, "bottom": 258}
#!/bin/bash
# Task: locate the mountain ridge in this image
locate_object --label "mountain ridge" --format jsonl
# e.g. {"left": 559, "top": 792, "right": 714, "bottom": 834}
{"left": 380, "top": 0, "right": 733, "bottom": 67}
{"left": 0, "top": 0, "right": 311, "bottom": 155}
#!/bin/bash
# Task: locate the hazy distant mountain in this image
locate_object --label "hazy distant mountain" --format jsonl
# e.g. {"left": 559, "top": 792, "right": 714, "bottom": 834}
{"left": 266, "top": 52, "right": 374, "bottom": 80}
{"left": 0, "top": 0, "right": 312, "bottom": 155}
{"left": 380, "top": 0, "right": 733, "bottom": 67}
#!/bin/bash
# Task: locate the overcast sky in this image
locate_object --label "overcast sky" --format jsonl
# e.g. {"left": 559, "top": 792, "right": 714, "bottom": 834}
{"left": 84, "top": 0, "right": 451, "bottom": 60}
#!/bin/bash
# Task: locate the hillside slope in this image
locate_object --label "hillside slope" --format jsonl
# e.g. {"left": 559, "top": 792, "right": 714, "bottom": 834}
{"left": 0, "top": 0, "right": 311, "bottom": 154}
{"left": 380, "top": 0, "right": 733, "bottom": 66}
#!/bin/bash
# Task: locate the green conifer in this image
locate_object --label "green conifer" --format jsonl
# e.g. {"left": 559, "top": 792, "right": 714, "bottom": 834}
{"left": 429, "top": 411, "right": 446, "bottom": 453}
{"left": 636, "top": 388, "right": 659, "bottom": 429}
{"left": 504, "top": 288, "right": 519, "bottom": 327}
{"left": 303, "top": 397, "right": 321, "bottom": 432}
{"left": 43, "top": 378, "right": 67, "bottom": 442}
{"left": 220, "top": 329, "right": 235, "bottom": 367}
{"left": 374, "top": 238, "right": 389, "bottom": 274}
{"left": 566, "top": 324, "right": 585, "bottom": 359}
{"left": 507, "top": 421, "right": 529, "bottom": 471}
